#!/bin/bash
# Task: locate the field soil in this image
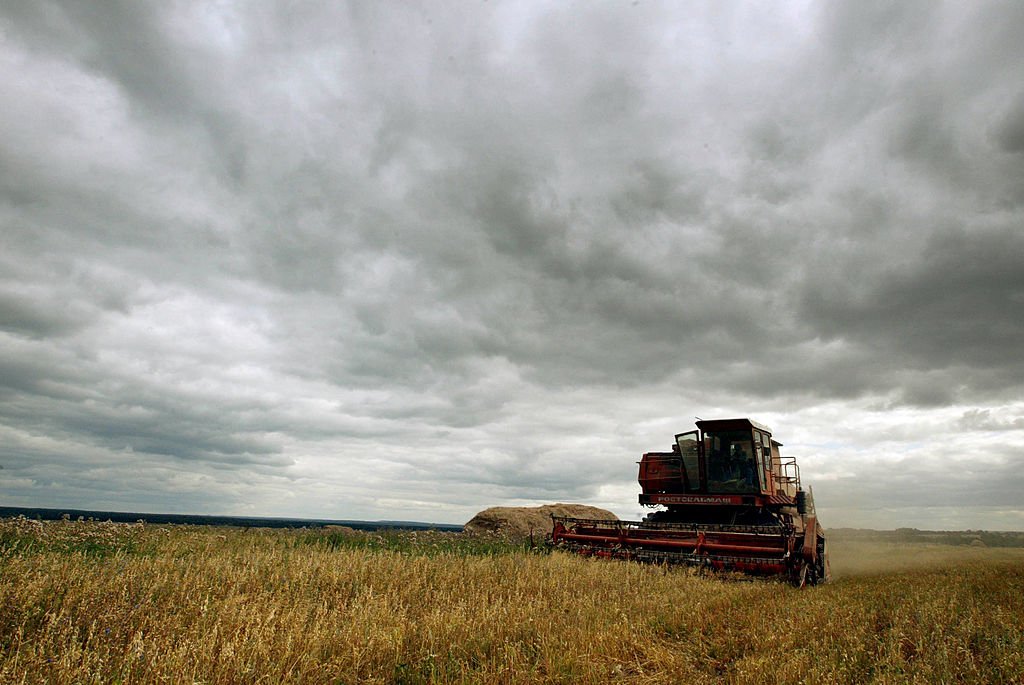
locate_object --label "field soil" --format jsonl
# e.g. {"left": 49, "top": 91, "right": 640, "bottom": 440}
{"left": 463, "top": 503, "right": 616, "bottom": 540}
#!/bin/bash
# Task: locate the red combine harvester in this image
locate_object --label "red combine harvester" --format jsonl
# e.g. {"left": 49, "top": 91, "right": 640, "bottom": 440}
{"left": 551, "top": 418, "right": 829, "bottom": 586}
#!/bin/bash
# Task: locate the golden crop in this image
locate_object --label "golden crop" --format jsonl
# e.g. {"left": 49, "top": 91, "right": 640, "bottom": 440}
{"left": 1, "top": 518, "right": 1022, "bottom": 684}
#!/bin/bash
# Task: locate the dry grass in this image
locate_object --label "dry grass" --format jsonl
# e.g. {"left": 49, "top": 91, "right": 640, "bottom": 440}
{"left": 2, "top": 517, "right": 1023, "bottom": 684}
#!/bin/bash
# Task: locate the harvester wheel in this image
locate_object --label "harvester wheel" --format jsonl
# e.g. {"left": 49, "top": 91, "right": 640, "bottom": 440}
{"left": 817, "top": 536, "right": 831, "bottom": 583}
{"left": 793, "top": 561, "right": 821, "bottom": 588}
{"left": 796, "top": 563, "right": 809, "bottom": 588}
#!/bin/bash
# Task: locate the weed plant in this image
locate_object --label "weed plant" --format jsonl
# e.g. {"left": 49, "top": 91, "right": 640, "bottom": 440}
{"left": 0, "top": 515, "right": 146, "bottom": 558}
{"left": 298, "top": 528, "right": 530, "bottom": 557}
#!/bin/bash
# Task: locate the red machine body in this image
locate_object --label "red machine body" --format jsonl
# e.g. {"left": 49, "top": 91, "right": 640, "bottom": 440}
{"left": 551, "top": 418, "right": 829, "bottom": 586}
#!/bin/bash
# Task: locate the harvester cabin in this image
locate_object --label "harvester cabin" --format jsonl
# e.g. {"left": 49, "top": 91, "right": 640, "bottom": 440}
{"left": 640, "top": 418, "right": 797, "bottom": 498}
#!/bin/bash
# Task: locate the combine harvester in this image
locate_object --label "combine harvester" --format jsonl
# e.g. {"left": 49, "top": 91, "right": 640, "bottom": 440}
{"left": 551, "top": 418, "right": 829, "bottom": 586}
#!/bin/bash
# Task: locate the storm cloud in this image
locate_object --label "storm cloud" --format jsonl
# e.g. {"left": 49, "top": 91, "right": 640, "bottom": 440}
{"left": 2, "top": 1, "right": 1023, "bottom": 529}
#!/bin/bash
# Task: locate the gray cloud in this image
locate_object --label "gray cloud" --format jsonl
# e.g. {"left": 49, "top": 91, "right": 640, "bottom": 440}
{"left": 1, "top": 1, "right": 1023, "bottom": 529}
{"left": 993, "top": 95, "right": 1024, "bottom": 154}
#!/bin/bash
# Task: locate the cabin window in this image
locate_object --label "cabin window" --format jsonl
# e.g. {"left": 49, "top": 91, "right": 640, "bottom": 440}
{"left": 753, "top": 442, "right": 768, "bottom": 492}
{"left": 675, "top": 431, "right": 701, "bottom": 491}
{"left": 705, "top": 429, "right": 758, "bottom": 494}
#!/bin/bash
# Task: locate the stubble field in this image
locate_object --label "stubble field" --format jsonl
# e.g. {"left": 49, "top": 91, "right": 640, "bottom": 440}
{"left": 1, "top": 516, "right": 1023, "bottom": 684}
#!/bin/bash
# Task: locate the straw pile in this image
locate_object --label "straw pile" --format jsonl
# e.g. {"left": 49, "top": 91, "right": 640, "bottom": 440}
{"left": 464, "top": 503, "right": 617, "bottom": 540}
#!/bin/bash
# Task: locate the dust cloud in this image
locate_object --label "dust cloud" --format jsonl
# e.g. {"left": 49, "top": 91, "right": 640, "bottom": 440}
{"left": 826, "top": 531, "right": 1024, "bottom": 578}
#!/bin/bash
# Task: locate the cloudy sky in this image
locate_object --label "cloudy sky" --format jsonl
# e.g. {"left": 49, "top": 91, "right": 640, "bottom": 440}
{"left": 2, "top": 1, "right": 1023, "bottom": 530}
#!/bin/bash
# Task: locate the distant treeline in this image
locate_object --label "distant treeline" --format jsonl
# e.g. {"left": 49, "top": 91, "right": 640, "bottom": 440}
{"left": 829, "top": 527, "right": 1024, "bottom": 548}
{"left": 0, "top": 506, "right": 463, "bottom": 533}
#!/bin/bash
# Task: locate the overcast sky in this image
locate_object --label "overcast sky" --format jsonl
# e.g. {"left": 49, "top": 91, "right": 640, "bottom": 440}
{"left": 2, "top": 1, "right": 1023, "bottom": 530}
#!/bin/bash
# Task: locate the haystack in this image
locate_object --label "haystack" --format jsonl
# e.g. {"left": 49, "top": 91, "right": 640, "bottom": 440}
{"left": 464, "top": 503, "right": 617, "bottom": 540}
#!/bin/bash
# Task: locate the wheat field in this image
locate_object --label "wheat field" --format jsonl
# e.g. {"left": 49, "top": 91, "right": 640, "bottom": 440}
{"left": 2, "top": 517, "right": 1023, "bottom": 684}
